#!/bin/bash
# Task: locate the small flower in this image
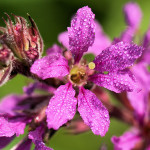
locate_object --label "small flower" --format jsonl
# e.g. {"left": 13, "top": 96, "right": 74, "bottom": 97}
{"left": 112, "top": 62, "right": 150, "bottom": 150}
{"left": 0, "top": 85, "right": 54, "bottom": 149}
{"left": 31, "top": 6, "right": 143, "bottom": 137}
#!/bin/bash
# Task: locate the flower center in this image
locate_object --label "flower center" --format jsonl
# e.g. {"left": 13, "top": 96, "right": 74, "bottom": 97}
{"left": 69, "top": 65, "right": 87, "bottom": 86}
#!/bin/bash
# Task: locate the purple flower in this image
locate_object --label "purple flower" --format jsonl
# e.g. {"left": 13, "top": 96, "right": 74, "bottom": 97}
{"left": 112, "top": 63, "right": 150, "bottom": 150}
{"left": 0, "top": 89, "right": 54, "bottom": 149}
{"left": 0, "top": 95, "right": 31, "bottom": 149}
{"left": 111, "top": 128, "right": 141, "bottom": 150}
{"left": 31, "top": 6, "right": 143, "bottom": 136}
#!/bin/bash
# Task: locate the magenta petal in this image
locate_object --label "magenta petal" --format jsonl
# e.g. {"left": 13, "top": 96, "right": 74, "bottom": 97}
{"left": 58, "top": 31, "right": 69, "bottom": 49}
{"left": 89, "top": 69, "right": 139, "bottom": 93}
{"left": 87, "top": 21, "right": 111, "bottom": 56}
{"left": 58, "top": 21, "right": 110, "bottom": 57}
{"left": 0, "top": 95, "right": 23, "bottom": 115}
{"left": 30, "top": 53, "right": 69, "bottom": 80}
{"left": 28, "top": 126, "right": 43, "bottom": 141}
{"left": 0, "top": 136, "right": 14, "bottom": 149}
{"left": 127, "top": 88, "right": 147, "bottom": 117}
{"left": 123, "top": 2, "right": 142, "bottom": 29}
{"left": 46, "top": 83, "right": 77, "bottom": 130}
{"left": 127, "top": 63, "right": 150, "bottom": 116}
{"left": 78, "top": 87, "right": 110, "bottom": 136}
{"left": 120, "top": 27, "right": 135, "bottom": 43}
{"left": 111, "top": 128, "right": 141, "bottom": 150}
{"left": 0, "top": 115, "right": 27, "bottom": 137}
{"left": 28, "top": 126, "right": 53, "bottom": 150}
{"left": 94, "top": 42, "right": 143, "bottom": 73}
{"left": 68, "top": 6, "right": 95, "bottom": 62}
{"left": 0, "top": 116, "right": 15, "bottom": 137}
{"left": 34, "top": 141, "right": 53, "bottom": 150}
{"left": 9, "top": 117, "right": 27, "bottom": 137}
{"left": 46, "top": 44, "right": 62, "bottom": 55}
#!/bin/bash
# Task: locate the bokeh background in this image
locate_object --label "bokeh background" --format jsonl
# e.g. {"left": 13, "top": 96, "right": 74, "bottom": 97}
{"left": 0, "top": 0, "right": 150, "bottom": 149}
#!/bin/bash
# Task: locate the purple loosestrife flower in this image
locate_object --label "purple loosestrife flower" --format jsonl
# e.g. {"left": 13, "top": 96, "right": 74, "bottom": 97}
{"left": 31, "top": 6, "right": 143, "bottom": 136}
{"left": 112, "top": 62, "right": 150, "bottom": 150}
{"left": 0, "top": 95, "right": 31, "bottom": 149}
{"left": 0, "top": 84, "right": 54, "bottom": 149}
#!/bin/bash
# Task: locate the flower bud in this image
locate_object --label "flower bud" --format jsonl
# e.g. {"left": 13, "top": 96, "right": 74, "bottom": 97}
{"left": 0, "top": 44, "right": 13, "bottom": 67}
{"left": 0, "top": 13, "right": 43, "bottom": 65}
{"left": 0, "top": 44, "right": 13, "bottom": 86}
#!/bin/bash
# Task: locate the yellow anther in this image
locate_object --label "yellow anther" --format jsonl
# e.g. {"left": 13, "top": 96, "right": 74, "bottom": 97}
{"left": 24, "top": 40, "right": 29, "bottom": 51}
{"left": 88, "top": 62, "right": 95, "bottom": 70}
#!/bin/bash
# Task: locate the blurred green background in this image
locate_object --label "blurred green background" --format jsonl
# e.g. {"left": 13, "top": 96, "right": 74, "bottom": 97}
{"left": 0, "top": 0, "right": 150, "bottom": 149}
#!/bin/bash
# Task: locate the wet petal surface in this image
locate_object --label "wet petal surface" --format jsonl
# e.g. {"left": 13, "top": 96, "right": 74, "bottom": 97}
{"left": 78, "top": 87, "right": 110, "bottom": 136}
{"left": 68, "top": 6, "right": 95, "bottom": 62}
{"left": 94, "top": 42, "right": 143, "bottom": 73}
{"left": 46, "top": 83, "right": 77, "bottom": 130}
{"left": 31, "top": 53, "right": 69, "bottom": 80}
{"left": 89, "top": 69, "right": 139, "bottom": 93}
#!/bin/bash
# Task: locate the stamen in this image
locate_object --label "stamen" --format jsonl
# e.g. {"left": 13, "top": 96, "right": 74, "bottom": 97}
{"left": 69, "top": 65, "right": 87, "bottom": 86}
{"left": 88, "top": 62, "right": 95, "bottom": 70}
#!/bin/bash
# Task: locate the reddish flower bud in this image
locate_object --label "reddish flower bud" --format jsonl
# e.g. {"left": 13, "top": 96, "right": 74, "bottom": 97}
{"left": 0, "top": 44, "right": 13, "bottom": 86}
{"left": 0, "top": 13, "right": 43, "bottom": 65}
{"left": 0, "top": 44, "right": 13, "bottom": 67}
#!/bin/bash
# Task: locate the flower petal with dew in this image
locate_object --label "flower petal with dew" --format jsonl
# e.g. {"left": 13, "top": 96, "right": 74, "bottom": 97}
{"left": 30, "top": 53, "right": 69, "bottom": 80}
{"left": 93, "top": 42, "right": 143, "bottom": 73}
{"left": 78, "top": 87, "right": 110, "bottom": 136}
{"left": 46, "top": 83, "right": 77, "bottom": 130}
{"left": 0, "top": 115, "right": 27, "bottom": 137}
{"left": 89, "top": 69, "right": 139, "bottom": 93}
{"left": 58, "top": 20, "right": 110, "bottom": 56}
{"left": 68, "top": 6, "right": 95, "bottom": 62}
{"left": 111, "top": 128, "right": 141, "bottom": 150}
